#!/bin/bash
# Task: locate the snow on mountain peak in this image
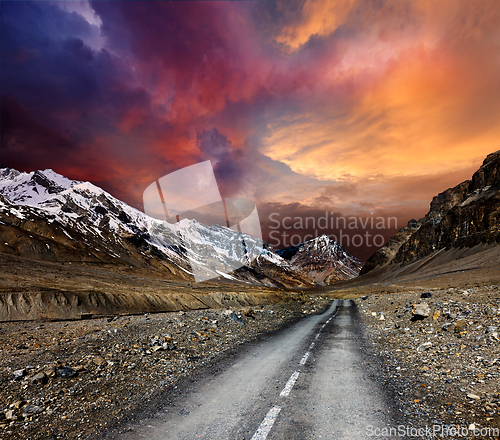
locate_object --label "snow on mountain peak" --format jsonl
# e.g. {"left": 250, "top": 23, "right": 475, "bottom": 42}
{"left": 0, "top": 168, "right": 80, "bottom": 206}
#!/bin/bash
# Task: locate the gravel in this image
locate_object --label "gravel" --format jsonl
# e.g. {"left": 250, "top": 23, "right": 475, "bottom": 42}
{"left": 0, "top": 296, "right": 328, "bottom": 439}
{"left": 357, "top": 283, "right": 500, "bottom": 439}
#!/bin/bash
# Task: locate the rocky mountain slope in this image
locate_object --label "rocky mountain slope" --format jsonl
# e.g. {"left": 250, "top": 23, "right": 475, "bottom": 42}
{"left": 361, "top": 150, "right": 500, "bottom": 274}
{"left": 0, "top": 168, "right": 359, "bottom": 289}
{"left": 276, "top": 235, "right": 364, "bottom": 284}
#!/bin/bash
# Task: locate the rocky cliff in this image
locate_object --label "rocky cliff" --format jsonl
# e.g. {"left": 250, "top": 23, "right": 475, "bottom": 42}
{"left": 361, "top": 150, "right": 500, "bottom": 274}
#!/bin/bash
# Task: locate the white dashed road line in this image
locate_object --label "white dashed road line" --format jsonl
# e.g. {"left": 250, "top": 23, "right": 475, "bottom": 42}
{"left": 280, "top": 371, "right": 300, "bottom": 397}
{"left": 250, "top": 405, "right": 282, "bottom": 440}
{"left": 299, "top": 352, "right": 310, "bottom": 366}
{"left": 250, "top": 306, "right": 338, "bottom": 440}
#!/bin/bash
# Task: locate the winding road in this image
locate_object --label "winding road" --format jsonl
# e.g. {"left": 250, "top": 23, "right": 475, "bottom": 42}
{"left": 109, "top": 300, "right": 398, "bottom": 439}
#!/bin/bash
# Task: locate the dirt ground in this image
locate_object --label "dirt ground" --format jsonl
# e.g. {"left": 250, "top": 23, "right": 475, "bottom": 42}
{"left": 0, "top": 296, "right": 330, "bottom": 440}
{"left": 322, "top": 245, "right": 500, "bottom": 439}
{"left": 2, "top": 245, "right": 500, "bottom": 439}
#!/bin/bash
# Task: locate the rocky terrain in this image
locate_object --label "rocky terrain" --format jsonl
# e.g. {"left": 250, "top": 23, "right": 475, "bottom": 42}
{"left": 357, "top": 285, "right": 500, "bottom": 438}
{"left": 362, "top": 150, "right": 500, "bottom": 274}
{"left": 0, "top": 296, "right": 329, "bottom": 440}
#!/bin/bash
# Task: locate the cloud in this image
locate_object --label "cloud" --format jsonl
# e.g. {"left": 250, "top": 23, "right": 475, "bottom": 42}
{"left": 1, "top": 0, "right": 499, "bottom": 259}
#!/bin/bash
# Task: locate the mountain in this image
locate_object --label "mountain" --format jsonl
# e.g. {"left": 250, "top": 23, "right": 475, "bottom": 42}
{"left": 361, "top": 150, "right": 500, "bottom": 274}
{"left": 275, "top": 235, "right": 364, "bottom": 284}
{"left": 0, "top": 168, "right": 359, "bottom": 288}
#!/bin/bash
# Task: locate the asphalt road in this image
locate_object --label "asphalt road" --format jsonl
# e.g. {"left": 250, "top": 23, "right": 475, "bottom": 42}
{"left": 110, "top": 300, "right": 398, "bottom": 439}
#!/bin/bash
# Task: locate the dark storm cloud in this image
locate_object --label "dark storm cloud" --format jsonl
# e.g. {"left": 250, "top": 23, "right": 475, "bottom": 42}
{"left": 0, "top": 1, "right": 161, "bottom": 174}
{"left": 0, "top": 95, "right": 80, "bottom": 170}
{"left": 197, "top": 128, "right": 259, "bottom": 198}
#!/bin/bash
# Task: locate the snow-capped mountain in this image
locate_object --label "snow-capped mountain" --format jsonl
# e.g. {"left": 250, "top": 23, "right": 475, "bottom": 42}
{"left": 0, "top": 168, "right": 78, "bottom": 205}
{"left": 0, "top": 168, "right": 316, "bottom": 288}
{"left": 276, "top": 235, "right": 364, "bottom": 284}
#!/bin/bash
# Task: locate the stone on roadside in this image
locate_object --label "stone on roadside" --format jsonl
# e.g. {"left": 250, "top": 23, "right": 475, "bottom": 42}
{"left": 92, "top": 356, "right": 106, "bottom": 366}
{"left": 223, "top": 310, "right": 245, "bottom": 326}
{"left": 12, "top": 401, "right": 26, "bottom": 409}
{"left": 31, "top": 372, "right": 48, "bottom": 385}
{"left": 5, "top": 410, "right": 17, "bottom": 421}
{"left": 432, "top": 311, "right": 440, "bottom": 320}
{"left": 13, "top": 369, "right": 26, "bottom": 380}
{"left": 453, "top": 320, "right": 466, "bottom": 333}
{"left": 441, "top": 323, "right": 453, "bottom": 332}
{"left": 411, "top": 303, "right": 431, "bottom": 321}
{"left": 421, "top": 292, "right": 432, "bottom": 299}
{"left": 417, "top": 342, "right": 432, "bottom": 352}
{"left": 22, "top": 405, "right": 42, "bottom": 417}
{"left": 486, "top": 326, "right": 497, "bottom": 334}
{"left": 467, "top": 393, "right": 481, "bottom": 400}
{"left": 55, "top": 366, "right": 76, "bottom": 378}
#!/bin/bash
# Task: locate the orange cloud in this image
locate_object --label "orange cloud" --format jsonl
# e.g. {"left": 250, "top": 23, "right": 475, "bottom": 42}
{"left": 276, "top": 0, "right": 356, "bottom": 50}
{"left": 262, "top": 0, "right": 500, "bottom": 184}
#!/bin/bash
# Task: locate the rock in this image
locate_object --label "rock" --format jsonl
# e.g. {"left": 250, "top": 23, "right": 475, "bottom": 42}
{"left": 453, "top": 320, "right": 466, "bottom": 333}
{"left": 421, "top": 292, "right": 432, "bottom": 299}
{"left": 22, "top": 405, "right": 42, "bottom": 417}
{"left": 55, "top": 366, "right": 76, "bottom": 378}
{"left": 379, "top": 313, "right": 385, "bottom": 321}
{"left": 13, "top": 369, "right": 26, "bottom": 380}
{"left": 417, "top": 342, "right": 432, "bottom": 352}
{"left": 243, "top": 309, "right": 255, "bottom": 318}
{"left": 411, "top": 302, "right": 431, "bottom": 321}
{"left": 12, "top": 400, "right": 26, "bottom": 409}
{"left": 92, "top": 356, "right": 106, "bottom": 366}
{"left": 486, "top": 326, "right": 497, "bottom": 334}
{"left": 44, "top": 368, "right": 56, "bottom": 378}
{"left": 5, "top": 410, "right": 17, "bottom": 420}
{"left": 152, "top": 346, "right": 163, "bottom": 352}
{"left": 448, "top": 312, "right": 457, "bottom": 320}
{"left": 31, "top": 372, "right": 48, "bottom": 385}
{"left": 432, "top": 311, "right": 440, "bottom": 320}
{"left": 223, "top": 310, "right": 245, "bottom": 326}
{"left": 441, "top": 323, "right": 453, "bottom": 332}
{"left": 467, "top": 393, "right": 481, "bottom": 400}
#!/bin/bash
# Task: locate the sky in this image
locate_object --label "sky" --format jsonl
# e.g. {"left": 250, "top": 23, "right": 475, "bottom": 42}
{"left": 1, "top": 0, "right": 499, "bottom": 261}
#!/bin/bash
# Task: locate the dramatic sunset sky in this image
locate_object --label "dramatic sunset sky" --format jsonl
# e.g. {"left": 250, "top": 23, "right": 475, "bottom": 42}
{"left": 1, "top": 0, "right": 499, "bottom": 260}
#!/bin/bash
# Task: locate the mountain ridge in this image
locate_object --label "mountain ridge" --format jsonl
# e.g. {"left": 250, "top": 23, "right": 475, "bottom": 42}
{"left": 361, "top": 150, "right": 500, "bottom": 274}
{"left": 0, "top": 167, "right": 362, "bottom": 288}
{"left": 276, "top": 234, "right": 364, "bottom": 284}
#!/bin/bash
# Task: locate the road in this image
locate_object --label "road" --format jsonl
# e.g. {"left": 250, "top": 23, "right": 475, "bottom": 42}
{"left": 109, "top": 300, "right": 399, "bottom": 439}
